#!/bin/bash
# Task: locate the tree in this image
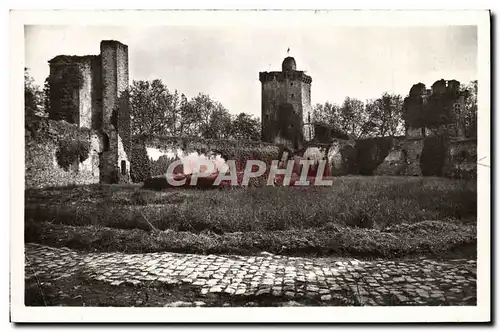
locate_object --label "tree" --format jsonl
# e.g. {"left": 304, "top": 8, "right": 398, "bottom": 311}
{"left": 188, "top": 93, "right": 215, "bottom": 137}
{"left": 312, "top": 101, "right": 339, "bottom": 127}
{"left": 178, "top": 93, "right": 197, "bottom": 136}
{"left": 200, "top": 102, "right": 233, "bottom": 139}
{"left": 130, "top": 79, "right": 181, "bottom": 136}
{"left": 365, "top": 93, "right": 404, "bottom": 137}
{"left": 338, "top": 97, "right": 369, "bottom": 139}
{"left": 129, "top": 79, "right": 261, "bottom": 141}
{"left": 230, "top": 113, "right": 261, "bottom": 141}
{"left": 24, "top": 68, "right": 45, "bottom": 122}
{"left": 461, "top": 80, "right": 477, "bottom": 138}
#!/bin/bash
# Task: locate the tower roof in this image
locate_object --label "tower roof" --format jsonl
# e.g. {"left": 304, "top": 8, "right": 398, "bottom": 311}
{"left": 282, "top": 56, "right": 297, "bottom": 71}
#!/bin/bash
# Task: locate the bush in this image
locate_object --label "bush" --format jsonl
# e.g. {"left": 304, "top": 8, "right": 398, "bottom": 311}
{"left": 56, "top": 138, "right": 90, "bottom": 171}
{"left": 130, "top": 138, "right": 151, "bottom": 183}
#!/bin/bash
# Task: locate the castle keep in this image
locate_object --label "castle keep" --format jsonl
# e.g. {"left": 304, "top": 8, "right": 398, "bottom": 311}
{"left": 259, "top": 56, "right": 312, "bottom": 149}
{"left": 47, "top": 40, "right": 131, "bottom": 184}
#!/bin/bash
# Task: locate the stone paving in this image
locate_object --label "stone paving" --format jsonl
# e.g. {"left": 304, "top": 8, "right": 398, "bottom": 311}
{"left": 25, "top": 243, "right": 477, "bottom": 306}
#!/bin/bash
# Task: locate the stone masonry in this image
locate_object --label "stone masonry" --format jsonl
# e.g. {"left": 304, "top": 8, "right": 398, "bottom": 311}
{"left": 260, "top": 56, "right": 312, "bottom": 150}
{"left": 47, "top": 40, "right": 131, "bottom": 184}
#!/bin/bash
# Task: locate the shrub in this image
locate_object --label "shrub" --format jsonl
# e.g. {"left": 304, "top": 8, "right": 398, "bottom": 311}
{"left": 130, "top": 138, "right": 151, "bottom": 183}
{"left": 56, "top": 138, "right": 90, "bottom": 171}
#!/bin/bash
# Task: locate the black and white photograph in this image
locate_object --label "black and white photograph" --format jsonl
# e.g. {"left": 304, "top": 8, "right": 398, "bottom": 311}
{"left": 10, "top": 9, "right": 491, "bottom": 323}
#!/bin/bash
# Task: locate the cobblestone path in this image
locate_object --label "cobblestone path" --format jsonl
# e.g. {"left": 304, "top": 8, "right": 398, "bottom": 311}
{"left": 25, "top": 243, "right": 477, "bottom": 306}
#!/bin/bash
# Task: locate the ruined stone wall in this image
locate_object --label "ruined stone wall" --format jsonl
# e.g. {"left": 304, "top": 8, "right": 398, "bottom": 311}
{"left": 48, "top": 63, "right": 81, "bottom": 125}
{"left": 116, "top": 42, "right": 131, "bottom": 182}
{"left": 300, "top": 139, "right": 356, "bottom": 176}
{"left": 48, "top": 55, "right": 102, "bottom": 128}
{"left": 90, "top": 56, "right": 102, "bottom": 130}
{"left": 99, "top": 42, "right": 117, "bottom": 183}
{"left": 25, "top": 120, "right": 101, "bottom": 188}
{"left": 100, "top": 40, "right": 131, "bottom": 183}
{"left": 374, "top": 136, "right": 477, "bottom": 178}
{"left": 101, "top": 42, "right": 117, "bottom": 129}
{"left": 301, "top": 80, "right": 312, "bottom": 125}
{"left": 403, "top": 79, "right": 469, "bottom": 140}
{"left": 78, "top": 58, "right": 93, "bottom": 128}
{"left": 446, "top": 138, "right": 477, "bottom": 178}
{"left": 374, "top": 137, "right": 423, "bottom": 176}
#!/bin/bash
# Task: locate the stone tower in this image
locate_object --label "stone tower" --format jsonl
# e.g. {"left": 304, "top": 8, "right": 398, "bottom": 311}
{"left": 100, "top": 40, "right": 131, "bottom": 184}
{"left": 47, "top": 40, "right": 131, "bottom": 184}
{"left": 259, "top": 56, "right": 312, "bottom": 149}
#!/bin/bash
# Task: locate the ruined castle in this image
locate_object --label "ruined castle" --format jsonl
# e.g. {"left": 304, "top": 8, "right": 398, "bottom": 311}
{"left": 46, "top": 40, "right": 131, "bottom": 184}
{"left": 25, "top": 41, "right": 476, "bottom": 189}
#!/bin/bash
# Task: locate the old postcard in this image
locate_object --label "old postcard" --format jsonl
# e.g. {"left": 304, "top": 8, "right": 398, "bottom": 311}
{"left": 10, "top": 9, "right": 491, "bottom": 323}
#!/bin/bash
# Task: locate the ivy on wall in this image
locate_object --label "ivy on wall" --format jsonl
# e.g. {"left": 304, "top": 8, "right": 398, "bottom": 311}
{"left": 355, "top": 137, "right": 393, "bottom": 175}
{"left": 420, "top": 135, "right": 449, "bottom": 176}
{"left": 25, "top": 119, "right": 98, "bottom": 188}
{"left": 56, "top": 138, "right": 90, "bottom": 171}
{"left": 46, "top": 64, "right": 84, "bottom": 124}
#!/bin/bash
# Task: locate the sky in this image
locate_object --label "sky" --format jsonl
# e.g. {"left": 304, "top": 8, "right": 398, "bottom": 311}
{"left": 24, "top": 25, "right": 477, "bottom": 119}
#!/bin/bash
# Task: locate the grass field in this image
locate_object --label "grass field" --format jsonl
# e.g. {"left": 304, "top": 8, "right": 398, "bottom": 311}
{"left": 25, "top": 176, "right": 477, "bottom": 259}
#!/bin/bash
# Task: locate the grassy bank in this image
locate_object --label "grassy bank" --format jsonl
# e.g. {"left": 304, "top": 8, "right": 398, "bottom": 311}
{"left": 25, "top": 176, "right": 477, "bottom": 258}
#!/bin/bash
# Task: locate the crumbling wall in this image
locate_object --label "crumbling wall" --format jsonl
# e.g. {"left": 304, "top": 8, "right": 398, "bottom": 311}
{"left": 77, "top": 59, "right": 92, "bottom": 128}
{"left": 445, "top": 138, "right": 477, "bottom": 179}
{"left": 374, "top": 137, "right": 407, "bottom": 175}
{"left": 354, "top": 137, "right": 393, "bottom": 175}
{"left": 100, "top": 40, "right": 131, "bottom": 183}
{"left": 47, "top": 55, "right": 102, "bottom": 129}
{"left": 299, "top": 139, "right": 355, "bottom": 176}
{"left": 90, "top": 56, "right": 102, "bottom": 130}
{"left": 25, "top": 120, "right": 101, "bottom": 188}
{"left": 47, "top": 61, "right": 82, "bottom": 125}
{"left": 375, "top": 137, "right": 423, "bottom": 176}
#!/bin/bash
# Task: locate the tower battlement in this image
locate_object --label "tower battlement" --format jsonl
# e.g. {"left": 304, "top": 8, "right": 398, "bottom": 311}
{"left": 259, "top": 71, "right": 312, "bottom": 84}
